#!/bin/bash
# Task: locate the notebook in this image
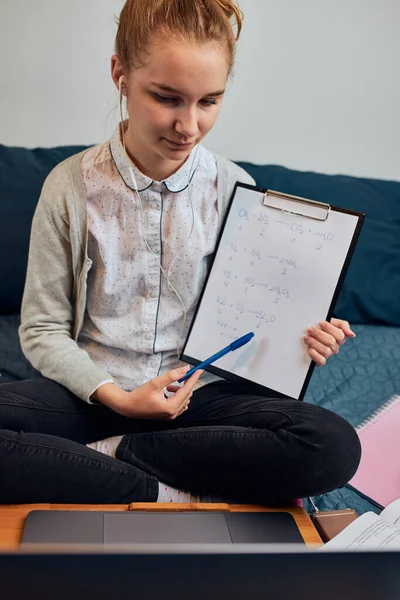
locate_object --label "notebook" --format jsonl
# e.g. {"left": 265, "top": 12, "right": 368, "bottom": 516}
{"left": 349, "top": 394, "right": 400, "bottom": 506}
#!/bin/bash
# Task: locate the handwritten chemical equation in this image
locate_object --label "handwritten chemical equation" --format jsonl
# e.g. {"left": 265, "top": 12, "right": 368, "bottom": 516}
{"left": 227, "top": 249, "right": 298, "bottom": 270}
{"left": 215, "top": 293, "right": 278, "bottom": 335}
{"left": 236, "top": 208, "right": 334, "bottom": 250}
{"left": 221, "top": 272, "right": 290, "bottom": 299}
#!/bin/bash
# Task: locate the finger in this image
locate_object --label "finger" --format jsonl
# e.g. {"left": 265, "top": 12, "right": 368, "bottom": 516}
{"left": 163, "top": 383, "right": 181, "bottom": 399}
{"left": 175, "top": 370, "right": 203, "bottom": 406}
{"left": 315, "top": 322, "right": 345, "bottom": 347}
{"left": 307, "top": 347, "right": 327, "bottom": 367}
{"left": 330, "top": 318, "right": 356, "bottom": 338}
{"left": 303, "top": 334, "right": 336, "bottom": 359}
{"left": 150, "top": 366, "right": 190, "bottom": 391}
{"left": 166, "top": 384, "right": 182, "bottom": 393}
{"left": 178, "top": 369, "right": 203, "bottom": 393}
{"left": 176, "top": 399, "right": 191, "bottom": 418}
{"left": 165, "top": 370, "right": 203, "bottom": 413}
{"left": 170, "top": 392, "right": 193, "bottom": 419}
{"left": 318, "top": 320, "right": 348, "bottom": 346}
{"left": 165, "top": 392, "right": 191, "bottom": 420}
{"left": 304, "top": 325, "right": 341, "bottom": 352}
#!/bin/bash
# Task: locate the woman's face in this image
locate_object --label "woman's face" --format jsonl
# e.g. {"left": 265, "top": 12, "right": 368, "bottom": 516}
{"left": 112, "top": 33, "right": 229, "bottom": 178}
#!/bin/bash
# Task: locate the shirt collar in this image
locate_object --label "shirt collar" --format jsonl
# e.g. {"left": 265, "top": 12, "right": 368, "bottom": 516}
{"left": 109, "top": 122, "right": 199, "bottom": 193}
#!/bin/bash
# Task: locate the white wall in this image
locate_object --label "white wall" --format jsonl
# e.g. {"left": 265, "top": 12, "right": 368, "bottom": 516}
{"left": 0, "top": 0, "right": 121, "bottom": 149}
{"left": 1, "top": 0, "right": 399, "bottom": 180}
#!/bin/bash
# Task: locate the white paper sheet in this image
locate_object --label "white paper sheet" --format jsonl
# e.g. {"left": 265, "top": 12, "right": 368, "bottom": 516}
{"left": 183, "top": 185, "right": 360, "bottom": 398}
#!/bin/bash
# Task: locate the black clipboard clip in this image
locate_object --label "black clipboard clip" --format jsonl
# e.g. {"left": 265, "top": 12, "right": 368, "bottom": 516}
{"left": 263, "top": 189, "right": 331, "bottom": 222}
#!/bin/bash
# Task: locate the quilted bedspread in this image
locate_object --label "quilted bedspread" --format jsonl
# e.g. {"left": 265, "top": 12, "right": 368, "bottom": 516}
{"left": 304, "top": 324, "right": 400, "bottom": 428}
{"left": 304, "top": 323, "right": 400, "bottom": 514}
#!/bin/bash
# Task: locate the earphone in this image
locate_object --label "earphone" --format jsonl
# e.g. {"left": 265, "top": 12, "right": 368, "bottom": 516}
{"left": 118, "top": 75, "right": 198, "bottom": 358}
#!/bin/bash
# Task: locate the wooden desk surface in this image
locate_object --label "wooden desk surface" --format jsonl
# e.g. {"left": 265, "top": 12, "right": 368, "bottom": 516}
{"left": 0, "top": 502, "right": 322, "bottom": 549}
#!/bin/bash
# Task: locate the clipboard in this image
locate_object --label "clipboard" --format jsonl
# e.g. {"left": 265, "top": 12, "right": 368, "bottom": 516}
{"left": 181, "top": 182, "right": 365, "bottom": 401}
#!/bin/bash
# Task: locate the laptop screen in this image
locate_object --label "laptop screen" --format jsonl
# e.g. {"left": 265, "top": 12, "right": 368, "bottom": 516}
{"left": 0, "top": 549, "right": 399, "bottom": 600}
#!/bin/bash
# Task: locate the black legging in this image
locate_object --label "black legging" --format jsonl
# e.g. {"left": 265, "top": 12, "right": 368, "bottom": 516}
{"left": 0, "top": 378, "right": 361, "bottom": 505}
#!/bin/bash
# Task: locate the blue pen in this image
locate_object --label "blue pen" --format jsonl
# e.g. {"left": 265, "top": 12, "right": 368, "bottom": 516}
{"left": 178, "top": 332, "right": 255, "bottom": 383}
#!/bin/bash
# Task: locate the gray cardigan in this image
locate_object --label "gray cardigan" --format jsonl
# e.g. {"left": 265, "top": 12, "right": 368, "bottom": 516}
{"left": 19, "top": 147, "right": 255, "bottom": 401}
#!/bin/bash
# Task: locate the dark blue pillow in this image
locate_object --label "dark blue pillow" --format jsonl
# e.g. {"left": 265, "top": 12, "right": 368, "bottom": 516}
{"left": 236, "top": 163, "right": 400, "bottom": 326}
{"left": 0, "top": 144, "right": 89, "bottom": 313}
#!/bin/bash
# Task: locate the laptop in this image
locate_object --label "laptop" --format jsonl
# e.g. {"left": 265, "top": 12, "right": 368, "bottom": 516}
{"left": 22, "top": 510, "right": 305, "bottom": 545}
{"left": 1, "top": 548, "right": 400, "bottom": 600}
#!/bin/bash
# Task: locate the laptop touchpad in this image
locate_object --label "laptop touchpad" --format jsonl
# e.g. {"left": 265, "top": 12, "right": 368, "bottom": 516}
{"left": 104, "top": 513, "right": 232, "bottom": 544}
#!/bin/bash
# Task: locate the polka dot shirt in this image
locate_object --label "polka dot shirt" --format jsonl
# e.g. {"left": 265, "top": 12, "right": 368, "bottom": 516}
{"left": 77, "top": 125, "right": 221, "bottom": 392}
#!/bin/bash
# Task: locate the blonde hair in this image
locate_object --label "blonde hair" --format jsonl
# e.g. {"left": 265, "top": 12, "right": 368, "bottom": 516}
{"left": 115, "top": 0, "right": 243, "bottom": 76}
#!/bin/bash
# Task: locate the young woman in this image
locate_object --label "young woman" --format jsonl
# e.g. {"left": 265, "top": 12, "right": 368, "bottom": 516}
{"left": 0, "top": 0, "right": 360, "bottom": 505}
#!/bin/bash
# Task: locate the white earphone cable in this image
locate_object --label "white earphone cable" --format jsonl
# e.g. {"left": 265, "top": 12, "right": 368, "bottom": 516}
{"left": 119, "top": 78, "right": 196, "bottom": 358}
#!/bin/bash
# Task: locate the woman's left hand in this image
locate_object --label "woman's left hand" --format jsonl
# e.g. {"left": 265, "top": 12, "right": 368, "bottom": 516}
{"left": 303, "top": 318, "right": 356, "bottom": 367}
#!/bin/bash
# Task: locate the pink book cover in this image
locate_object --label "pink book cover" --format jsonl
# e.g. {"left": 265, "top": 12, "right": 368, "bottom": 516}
{"left": 349, "top": 395, "right": 400, "bottom": 507}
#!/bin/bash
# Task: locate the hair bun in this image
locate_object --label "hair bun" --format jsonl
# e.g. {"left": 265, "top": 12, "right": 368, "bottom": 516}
{"left": 207, "top": 0, "right": 243, "bottom": 38}
{"left": 213, "top": 0, "right": 235, "bottom": 17}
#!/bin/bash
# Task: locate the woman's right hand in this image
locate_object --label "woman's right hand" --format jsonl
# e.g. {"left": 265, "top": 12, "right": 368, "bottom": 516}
{"left": 93, "top": 366, "right": 203, "bottom": 420}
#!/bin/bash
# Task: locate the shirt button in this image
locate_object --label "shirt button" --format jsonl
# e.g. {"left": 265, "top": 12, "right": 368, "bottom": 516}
{"left": 151, "top": 202, "right": 159, "bottom": 210}
{"left": 145, "top": 333, "right": 153, "bottom": 341}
